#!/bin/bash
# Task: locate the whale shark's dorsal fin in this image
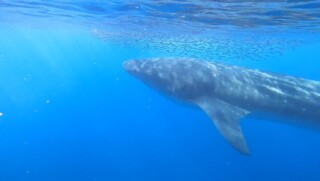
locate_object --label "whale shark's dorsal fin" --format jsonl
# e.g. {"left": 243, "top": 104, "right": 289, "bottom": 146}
{"left": 194, "top": 97, "right": 250, "bottom": 155}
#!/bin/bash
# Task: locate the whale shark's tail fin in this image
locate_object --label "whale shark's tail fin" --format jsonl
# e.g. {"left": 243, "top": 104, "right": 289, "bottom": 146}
{"left": 194, "top": 97, "right": 250, "bottom": 155}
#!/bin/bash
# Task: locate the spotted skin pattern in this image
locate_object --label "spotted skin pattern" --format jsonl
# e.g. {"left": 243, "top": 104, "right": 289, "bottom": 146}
{"left": 123, "top": 58, "right": 320, "bottom": 154}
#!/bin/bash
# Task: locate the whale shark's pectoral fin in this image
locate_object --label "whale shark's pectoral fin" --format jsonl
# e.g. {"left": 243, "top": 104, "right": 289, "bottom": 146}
{"left": 194, "top": 97, "right": 250, "bottom": 155}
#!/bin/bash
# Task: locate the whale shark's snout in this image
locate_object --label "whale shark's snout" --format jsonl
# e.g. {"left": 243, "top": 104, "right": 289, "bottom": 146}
{"left": 122, "top": 60, "right": 142, "bottom": 74}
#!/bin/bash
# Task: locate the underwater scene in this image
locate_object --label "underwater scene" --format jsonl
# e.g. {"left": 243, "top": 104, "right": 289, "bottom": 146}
{"left": 0, "top": 0, "right": 320, "bottom": 180}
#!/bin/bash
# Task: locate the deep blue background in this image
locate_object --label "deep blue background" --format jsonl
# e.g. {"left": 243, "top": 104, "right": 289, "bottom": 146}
{"left": 0, "top": 27, "right": 320, "bottom": 181}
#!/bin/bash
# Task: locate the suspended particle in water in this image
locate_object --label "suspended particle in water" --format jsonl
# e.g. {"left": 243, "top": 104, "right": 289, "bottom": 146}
{"left": 0, "top": 112, "right": 3, "bottom": 117}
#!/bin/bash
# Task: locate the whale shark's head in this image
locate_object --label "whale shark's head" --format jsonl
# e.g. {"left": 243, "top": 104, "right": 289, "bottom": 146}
{"left": 123, "top": 58, "right": 177, "bottom": 95}
{"left": 123, "top": 58, "right": 215, "bottom": 99}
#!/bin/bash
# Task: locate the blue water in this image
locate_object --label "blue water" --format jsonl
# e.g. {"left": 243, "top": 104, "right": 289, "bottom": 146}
{"left": 1, "top": 1, "right": 320, "bottom": 180}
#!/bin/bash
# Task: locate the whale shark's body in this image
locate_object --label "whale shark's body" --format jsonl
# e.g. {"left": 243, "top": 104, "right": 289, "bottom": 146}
{"left": 123, "top": 58, "right": 320, "bottom": 154}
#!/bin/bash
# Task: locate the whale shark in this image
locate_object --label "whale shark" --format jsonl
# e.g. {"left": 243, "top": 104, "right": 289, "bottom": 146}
{"left": 123, "top": 57, "right": 320, "bottom": 154}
